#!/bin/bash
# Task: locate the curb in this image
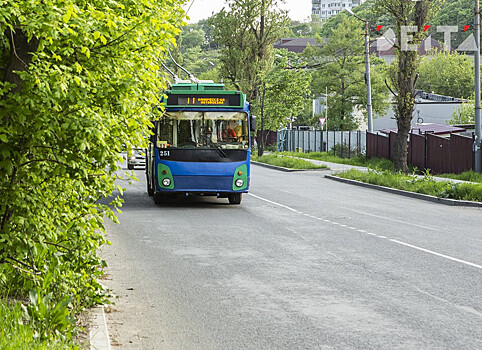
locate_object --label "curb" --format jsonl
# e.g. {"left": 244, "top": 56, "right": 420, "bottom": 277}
{"left": 90, "top": 306, "right": 111, "bottom": 350}
{"left": 325, "top": 175, "right": 482, "bottom": 208}
{"left": 251, "top": 161, "right": 329, "bottom": 172}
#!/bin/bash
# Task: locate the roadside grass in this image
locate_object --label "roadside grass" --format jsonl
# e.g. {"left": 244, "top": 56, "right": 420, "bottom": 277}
{"left": 334, "top": 169, "right": 482, "bottom": 202}
{"left": 278, "top": 151, "right": 394, "bottom": 170}
{"left": 252, "top": 154, "right": 328, "bottom": 170}
{"left": 0, "top": 299, "right": 77, "bottom": 349}
{"left": 279, "top": 152, "right": 481, "bottom": 183}
{"left": 436, "top": 170, "right": 482, "bottom": 183}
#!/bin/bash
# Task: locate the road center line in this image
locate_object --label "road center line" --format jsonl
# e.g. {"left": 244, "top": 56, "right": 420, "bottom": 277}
{"left": 248, "top": 193, "right": 482, "bottom": 270}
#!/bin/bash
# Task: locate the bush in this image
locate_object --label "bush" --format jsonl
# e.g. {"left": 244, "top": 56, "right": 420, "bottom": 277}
{"left": 0, "top": 299, "right": 76, "bottom": 349}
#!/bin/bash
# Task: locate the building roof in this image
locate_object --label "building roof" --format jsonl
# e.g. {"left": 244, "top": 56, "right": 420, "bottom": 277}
{"left": 380, "top": 123, "right": 466, "bottom": 135}
{"left": 273, "top": 38, "right": 321, "bottom": 53}
{"left": 370, "top": 37, "right": 450, "bottom": 57}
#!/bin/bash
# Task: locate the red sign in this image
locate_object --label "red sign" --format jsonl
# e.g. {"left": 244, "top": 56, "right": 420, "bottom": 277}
{"left": 319, "top": 117, "right": 327, "bottom": 127}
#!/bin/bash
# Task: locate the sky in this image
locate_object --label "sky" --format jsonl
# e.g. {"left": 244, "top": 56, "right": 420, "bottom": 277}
{"left": 183, "top": 0, "right": 312, "bottom": 23}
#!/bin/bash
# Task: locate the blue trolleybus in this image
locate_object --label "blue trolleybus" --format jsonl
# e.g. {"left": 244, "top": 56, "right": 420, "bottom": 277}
{"left": 146, "top": 82, "right": 255, "bottom": 204}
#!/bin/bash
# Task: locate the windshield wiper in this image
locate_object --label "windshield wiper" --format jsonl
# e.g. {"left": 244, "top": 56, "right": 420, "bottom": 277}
{"left": 207, "top": 138, "right": 228, "bottom": 158}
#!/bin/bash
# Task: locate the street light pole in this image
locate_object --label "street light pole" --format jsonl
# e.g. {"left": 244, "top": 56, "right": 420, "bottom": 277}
{"left": 345, "top": 8, "right": 373, "bottom": 133}
{"left": 475, "top": 0, "right": 482, "bottom": 172}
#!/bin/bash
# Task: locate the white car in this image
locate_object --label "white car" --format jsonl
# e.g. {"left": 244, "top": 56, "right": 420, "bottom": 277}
{"left": 127, "top": 148, "right": 146, "bottom": 170}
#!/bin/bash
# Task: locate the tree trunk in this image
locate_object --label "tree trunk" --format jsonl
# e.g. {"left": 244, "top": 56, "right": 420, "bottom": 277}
{"left": 3, "top": 27, "right": 39, "bottom": 91}
{"left": 392, "top": 50, "right": 417, "bottom": 173}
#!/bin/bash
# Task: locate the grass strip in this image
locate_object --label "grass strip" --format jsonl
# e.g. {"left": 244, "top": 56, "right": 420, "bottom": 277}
{"left": 334, "top": 169, "right": 482, "bottom": 202}
{"left": 253, "top": 154, "right": 328, "bottom": 170}
{"left": 0, "top": 299, "right": 77, "bottom": 350}
{"left": 436, "top": 170, "right": 482, "bottom": 184}
{"left": 280, "top": 152, "right": 481, "bottom": 183}
{"left": 279, "top": 151, "right": 394, "bottom": 171}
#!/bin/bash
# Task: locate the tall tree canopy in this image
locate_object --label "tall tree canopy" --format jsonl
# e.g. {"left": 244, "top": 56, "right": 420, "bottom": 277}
{"left": 0, "top": 0, "right": 184, "bottom": 305}
{"left": 256, "top": 50, "right": 311, "bottom": 137}
{"left": 305, "top": 17, "right": 389, "bottom": 130}
{"left": 376, "top": 0, "right": 440, "bottom": 172}
{"left": 208, "top": 0, "right": 290, "bottom": 101}
{"left": 417, "top": 51, "right": 474, "bottom": 98}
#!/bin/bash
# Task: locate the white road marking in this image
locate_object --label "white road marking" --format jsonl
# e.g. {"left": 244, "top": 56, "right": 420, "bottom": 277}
{"left": 249, "top": 193, "right": 300, "bottom": 213}
{"left": 344, "top": 207, "right": 440, "bottom": 232}
{"left": 248, "top": 193, "right": 481, "bottom": 270}
{"left": 389, "top": 239, "right": 482, "bottom": 270}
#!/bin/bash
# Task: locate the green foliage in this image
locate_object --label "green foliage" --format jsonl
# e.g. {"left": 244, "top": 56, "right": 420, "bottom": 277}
{"left": 252, "top": 154, "right": 328, "bottom": 169}
{"left": 279, "top": 152, "right": 395, "bottom": 170}
{"left": 437, "top": 170, "right": 482, "bottom": 183}
{"left": 305, "top": 17, "right": 389, "bottom": 130}
{"left": 376, "top": 0, "right": 441, "bottom": 172}
{"left": 417, "top": 51, "right": 474, "bottom": 98}
{"left": 0, "top": 0, "right": 184, "bottom": 324}
{"left": 329, "top": 143, "right": 363, "bottom": 159}
{"left": 319, "top": 0, "right": 391, "bottom": 38}
{"left": 0, "top": 299, "right": 76, "bottom": 349}
{"left": 286, "top": 19, "right": 320, "bottom": 37}
{"left": 165, "top": 22, "right": 221, "bottom": 83}
{"left": 431, "top": 0, "right": 474, "bottom": 49}
{"left": 21, "top": 290, "right": 74, "bottom": 340}
{"left": 254, "top": 49, "right": 312, "bottom": 131}
{"left": 209, "top": 0, "right": 290, "bottom": 100}
{"left": 336, "top": 169, "right": 482, "bottom": 202}
{"left": 448, "top": 98, "right": 475, "bottom": 125}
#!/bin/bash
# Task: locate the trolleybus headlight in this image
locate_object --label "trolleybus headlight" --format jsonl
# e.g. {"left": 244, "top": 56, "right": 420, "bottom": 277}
{"left": 235, "top": 179, "right": 244, "bottom": 188}
{"left": 162, "top": 178, "right": 171, "bottom": 187}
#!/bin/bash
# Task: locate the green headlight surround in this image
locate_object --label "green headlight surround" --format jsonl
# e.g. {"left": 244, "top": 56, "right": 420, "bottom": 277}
{"left": 157, "top": 164, "right": 174, "bottom": 189}
{"left": 232, "top": 164, "right": 248, "bottom": 191}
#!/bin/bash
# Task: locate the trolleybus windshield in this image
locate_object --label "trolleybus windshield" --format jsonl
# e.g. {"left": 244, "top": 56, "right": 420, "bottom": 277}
{"left": 157, "top": 111, "right": 249, "bottom": 150}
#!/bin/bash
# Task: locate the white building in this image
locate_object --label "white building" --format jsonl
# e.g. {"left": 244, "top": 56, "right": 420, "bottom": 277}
{"left": 312, "top": 0, "right": 364, "bottom": 22}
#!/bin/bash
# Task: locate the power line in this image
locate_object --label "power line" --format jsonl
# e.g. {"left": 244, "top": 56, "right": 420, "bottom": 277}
{"left": 185, "top": 0, "right": 195, "bottom": 17}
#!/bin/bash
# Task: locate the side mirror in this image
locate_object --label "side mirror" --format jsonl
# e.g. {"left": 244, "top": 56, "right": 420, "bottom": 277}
{"left": 250, "top": 115, "right": 257, "bottom": 132}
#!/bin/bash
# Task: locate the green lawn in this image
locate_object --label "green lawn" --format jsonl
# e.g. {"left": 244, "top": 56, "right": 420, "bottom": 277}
{"left": 0, "top": 299, "right": 78, "bottom": 350}
{"left": 279, "top": 151, "right": 394, "bottom": 170}
{"left": 279, "top": 152, "right": 482, "bottom": 183}
{"left": 252, "top": 154, "right": 328, "bottom": 170}
{"left": 334, "top": 169, "right": 482, "bottom": 202}
{"left": 436, "top": 170, "right": 482, "bottom": 184}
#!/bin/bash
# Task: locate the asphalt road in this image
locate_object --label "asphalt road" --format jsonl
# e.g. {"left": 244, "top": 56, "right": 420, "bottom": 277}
{"left": 102, "top": 164, "right": 482, "bottom": 349}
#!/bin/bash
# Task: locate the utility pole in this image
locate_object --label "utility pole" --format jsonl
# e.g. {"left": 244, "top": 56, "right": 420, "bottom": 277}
{"left": 475, "top": 0, "right": 482, "bottom": 172}
{"left": 345, "top": 8, "right": 373, "bottom": 133}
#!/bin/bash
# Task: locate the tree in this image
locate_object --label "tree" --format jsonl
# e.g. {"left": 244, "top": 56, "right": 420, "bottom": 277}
{"left": 431, "top": 0, "right": 474, "bottom": 49}
{"left": 209, "top": 0, "right": 290, "bottom": 101}
{"left": 0, "top": 0, "right": 184, "bottom": 306}
{"left": 255, "top": 49, "right": 311, "bottom": 154}
{"left": 305, "top": 17, "right": 389, "bottom": 131}
{"left": 376, "top": 0, "right": 440, "bottom": 172}
{"left": 169, "top": 22, "right": 222, "bottom": 83}
{"left": 448, "top": 98, "right": 475, "bottom": 125}
{"left": 417, "top": 51, "right": 474, "bottom": 98}
{"left": 287, "top": 20, "right": 319, "bottom": 38}
{"left": 319, "top": 0, "right": 392, "bottom": 38}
